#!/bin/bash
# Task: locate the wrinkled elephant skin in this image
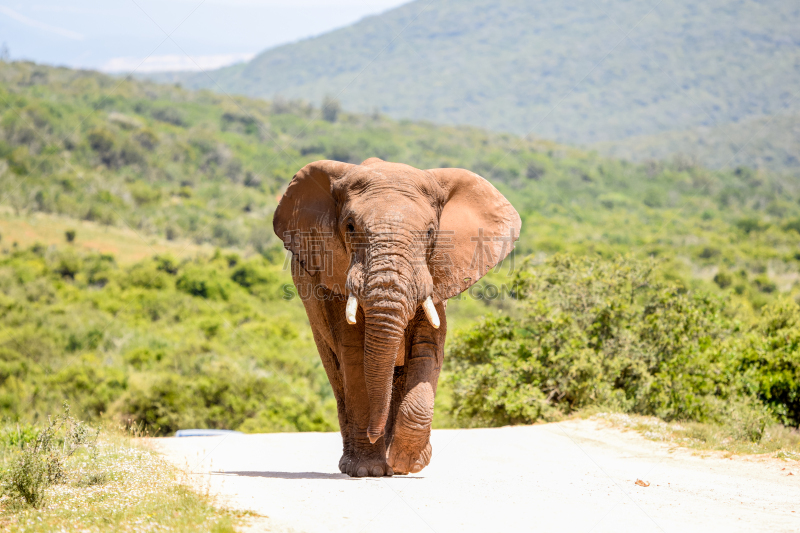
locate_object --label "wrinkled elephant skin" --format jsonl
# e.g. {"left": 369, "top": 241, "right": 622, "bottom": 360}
{"left": 274, "top": 158, "right": 520, "bottom": 477}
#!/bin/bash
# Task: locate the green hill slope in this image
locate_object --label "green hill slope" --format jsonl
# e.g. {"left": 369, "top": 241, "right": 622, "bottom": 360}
{"left": 595, "top": 113, "right": 800, "bottom": 174}
{"left": 152, "top": 0, "right": 800, "bottom": 172}
{"left": 4, "top": 61, "right": 800, "bottom": 299}
{"left": 4, "top": 61, "right": 800, "bottom": 432}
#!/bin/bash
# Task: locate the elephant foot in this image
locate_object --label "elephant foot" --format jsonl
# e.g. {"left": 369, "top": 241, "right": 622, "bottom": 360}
{"left": 388, "top": 439, "right": 431, "bottom": 475}
{"left": 342, "top": 437, "right": 392, "bottom": 477}
{"left": 344, "top": 455, "right": 393, "bottom": 477}
{"left": 387, "top": 381, "right": 435, "bottom": 475}
{"left": 338, "top": 452, "right": 352, "bottom": 474}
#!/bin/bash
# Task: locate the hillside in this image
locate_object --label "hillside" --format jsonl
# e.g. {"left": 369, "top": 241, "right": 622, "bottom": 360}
{"left": 149, "top": 0, "right": 800, "bottom": 173}
{"left": 595, "top": 113, "right": 800, "bottom": 173}
{"left": 4, "top": 61, "right": 800, "bottom": 433}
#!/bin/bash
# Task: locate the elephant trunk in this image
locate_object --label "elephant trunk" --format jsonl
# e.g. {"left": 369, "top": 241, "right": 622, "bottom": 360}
{"left": 361, "top": 257, "right": 418, "bottom": 444}
{"left": 363, "top": 301, "right": 407, "bottom": 443}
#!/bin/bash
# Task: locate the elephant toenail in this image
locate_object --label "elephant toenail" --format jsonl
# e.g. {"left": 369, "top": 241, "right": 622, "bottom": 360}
{"left": 371, "top": 465, "right": 383, "bottom": 477}
{"left": 385, "top": 466, "right": 394, "bottom": 476}
{"left": 411, "top": 464, "right": 422, "bottom": 473}
{"left": 357, "top": 466, "right": 368, "bottom": 477}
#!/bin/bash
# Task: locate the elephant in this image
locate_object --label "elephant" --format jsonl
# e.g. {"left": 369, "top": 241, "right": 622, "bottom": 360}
{"left": 273, "top": 158, "right": 520, "bottom": 477}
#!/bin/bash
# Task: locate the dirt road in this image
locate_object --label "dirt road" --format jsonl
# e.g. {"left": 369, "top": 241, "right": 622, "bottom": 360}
{"left": 148, "top": 420, "right": 800, "bottom": 532}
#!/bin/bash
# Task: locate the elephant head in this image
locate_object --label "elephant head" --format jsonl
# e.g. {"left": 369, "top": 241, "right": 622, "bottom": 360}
{"left": 274, "top": 158, "right": 520, "bottom": 443}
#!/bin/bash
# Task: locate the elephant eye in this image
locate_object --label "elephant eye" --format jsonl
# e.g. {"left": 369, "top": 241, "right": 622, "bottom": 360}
{"left": 427, "top": 228, "right": 434, "bottom": 239}
{"left": 346, "top": 221, "right": 355, "bottom": 233}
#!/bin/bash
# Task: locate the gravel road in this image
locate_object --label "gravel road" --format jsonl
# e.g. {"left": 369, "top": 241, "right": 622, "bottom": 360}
{"left": 148, "top": 419, "right": 800, "bottom": 532}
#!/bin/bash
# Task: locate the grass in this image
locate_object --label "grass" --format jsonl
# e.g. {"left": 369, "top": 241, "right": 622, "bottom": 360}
{"left": 0, "top": 209, "right": 223, "bottom": 265}
{"left": 0, "top": 420, "right": 248, "bottom": 532}
{"left": 594, "top": 412, "right": 800, "bottom": 460}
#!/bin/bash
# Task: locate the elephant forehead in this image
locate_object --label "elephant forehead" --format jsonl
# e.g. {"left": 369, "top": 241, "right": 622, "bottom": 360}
{"left": 348, "top": 195, "right": 436, "bottom": 228}
{"left": 339, "top": 164, "right": 442, "bottom": 200}
{"left": 365, "top": 204, "right": 419, "bottom": 226}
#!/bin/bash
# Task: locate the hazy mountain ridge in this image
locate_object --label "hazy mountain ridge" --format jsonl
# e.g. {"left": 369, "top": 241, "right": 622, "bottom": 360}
{"left": 147, "top": 0, "right": 800, "bottom": 172}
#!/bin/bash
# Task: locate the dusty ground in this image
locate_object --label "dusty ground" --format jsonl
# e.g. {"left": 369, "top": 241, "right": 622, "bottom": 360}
{"left": 148, "top": 420, "right": 800, "bottom": 532}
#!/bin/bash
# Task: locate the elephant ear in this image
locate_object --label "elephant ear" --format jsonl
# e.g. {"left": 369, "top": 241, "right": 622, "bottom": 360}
{"left": 273, "top": 160, "right": 354, "bottom": 295}
{"left": 427, "top": 168, "right": 522, "bottom": 302}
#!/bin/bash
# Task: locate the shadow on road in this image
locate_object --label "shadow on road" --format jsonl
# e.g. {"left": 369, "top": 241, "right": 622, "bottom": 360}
{"left": 210, "top": 471, "right": 424, "bottom": 480}
{"left": 213, "top": 471, "right": 350, "bottom": 480}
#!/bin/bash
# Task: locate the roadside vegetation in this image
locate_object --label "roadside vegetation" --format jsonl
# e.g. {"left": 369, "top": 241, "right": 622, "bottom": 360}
{"left": 0, "top": 244, "right": 334, "bottom": 435}
{"left": 0, "top": 404, "right": 243, "bottom": 532}
{"left": 448, "top": 254, "right": 800, "bottom": 454}
{"left": 592, "top": 412, "right": 800, "bottom": 459}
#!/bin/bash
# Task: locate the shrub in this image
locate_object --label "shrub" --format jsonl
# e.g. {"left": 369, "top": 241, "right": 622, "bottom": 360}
{"left": 447, "top": 254, "right": 760, "bottom": 427}
{"left": 126, "top": 262, "right": 169, "bottom": 289}
{"left": 53, "top": 251, "right": 81, "bottom": 279}
{"left": 230, "top": 260, "right": 279, "bottom": 298}
{"left": 322, "top": 96, "right": 341, "bottom": 122}
{"left": 120, "top": 141, "right": 146, "bottom": 166}
{"left": 84, "top": 253, "right": 115, "bottom": 286}
{"left": 753, "top": 275, "right": 777, "bottom": 294}
{"left": 134, "top": 128, "right": 158, "bottom": 150}
{"left": 176, "top": 265, "right": 231, "bottom": 300}
{"left": 87, "top": 128, "right": 114, "bottom": 153}
{"left": 735, "top": 217, "right": 768, "bottom": 234}
{"left": 0, "top": 245, "right": 336, "bottom": 436}
{"left": 713, "top": 269, "right": 733, "bottom": 289}
{"left": 733, "top": 299, "right": 800, "bottom": 426}
{"left": 1, "top": 403, "right": 97, "bottom": 508}
{"left": 119, "top": 370, "right": 335, "bottom": 435}
{"left": 151, "top": 106, "right": 186, "bottom": 127}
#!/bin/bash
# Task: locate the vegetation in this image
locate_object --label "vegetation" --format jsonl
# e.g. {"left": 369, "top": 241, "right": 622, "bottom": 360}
{"left": 6, "top": 61, "right": 800, "bottom": 297}
{"left": 150, "top": 0, "right": 800, "bottom": 173}
{"left": 2, "top": 61, "right": 800, "bottom": 446}
{"left": 594, "top": 412, "right": 800, "bottom": 459}
{"left": 1, "top": 403, "right": 97, "bottom": 509}
{"left": 0, "top": 404, "right": 244, "bottom": 531}
{"left": 597, "top": 113, "right": 800, "bottom": 175}
{"left": 448, "top": 254, "right": 800, "bottom": 443}
{"left": 0, "top": 245, "right": 335, "bottom": 435}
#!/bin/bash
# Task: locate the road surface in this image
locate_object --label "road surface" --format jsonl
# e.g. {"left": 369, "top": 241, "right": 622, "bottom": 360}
{"left": 148, "top": 419, "right": 800, "bottom": 532}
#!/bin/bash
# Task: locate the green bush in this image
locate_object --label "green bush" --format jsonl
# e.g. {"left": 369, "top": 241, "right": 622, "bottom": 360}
{"left": 53, "top": 250, "right": 81, "bottom": 279}
{"left": 447, "top": 254, "right": 799, "bottom": 429}
{"left": 230, "top": 260, "right": 280, "bottom": 299}
{"left": 734, "top": 299, "right": 800, "bottom": 426}
{"left": 176, "top": 265, "right": 231, "bottom": 300}
{"left": 0, "top": 246, "right": 335, "bottom": 435}
{"left": 1, "top": 403, "right": 97, "bottom": 508}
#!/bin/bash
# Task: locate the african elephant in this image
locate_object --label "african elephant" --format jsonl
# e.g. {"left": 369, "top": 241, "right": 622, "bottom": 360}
{"left": 273, "top": 158, "right": 520, "bottom": 477}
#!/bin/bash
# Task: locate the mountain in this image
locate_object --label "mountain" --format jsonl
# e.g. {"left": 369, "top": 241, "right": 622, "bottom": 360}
{"left": 149, "top": 0, "right": 800, "bottom": 173}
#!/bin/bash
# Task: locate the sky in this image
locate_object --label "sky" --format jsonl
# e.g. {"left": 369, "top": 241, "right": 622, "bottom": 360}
{"left": 0, "top": 0, "right": 410, "bottom": 72}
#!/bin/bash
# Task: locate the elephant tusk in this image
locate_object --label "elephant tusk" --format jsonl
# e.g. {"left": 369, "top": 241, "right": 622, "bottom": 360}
{"left": 422, "top": 296, "right": 440, "bottom": 329}
{"left": 346, "top": 295, "right": 358, "bottom": 325}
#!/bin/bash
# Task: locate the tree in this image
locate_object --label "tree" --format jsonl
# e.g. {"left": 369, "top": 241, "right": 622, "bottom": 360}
{"left": 322, "top": 96, "right": 341, "bottom": 123}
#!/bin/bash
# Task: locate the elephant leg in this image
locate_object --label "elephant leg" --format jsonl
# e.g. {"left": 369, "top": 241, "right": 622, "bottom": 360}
{"left": 387, "top": 302, "right": 446, "bottom": 475}
{"left": 330, "top": 299, "right": 392, "bottom": 478}
{"left": 298, "top": 286, "right": 353, "bottom": 473}
{"left": 339, "top": 349, "right": 393, "bottom": 477}
{"left": 312, "top": 337, "right": 350, "bottom": 473}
